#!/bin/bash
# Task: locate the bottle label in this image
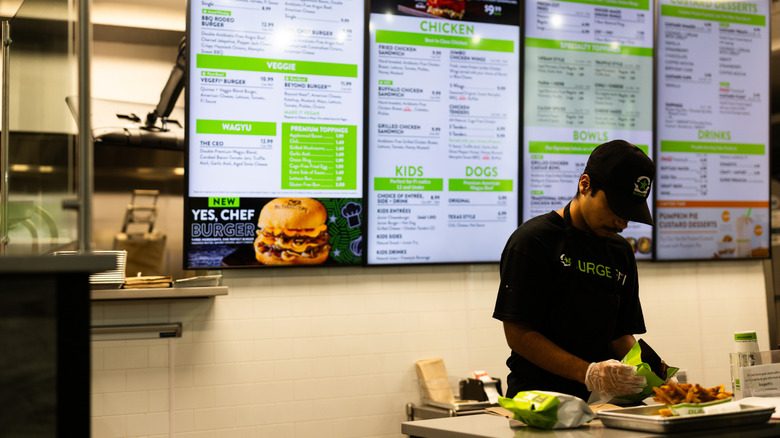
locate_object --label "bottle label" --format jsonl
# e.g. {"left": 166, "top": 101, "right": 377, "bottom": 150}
{"left": 735, "top": 332, "right": 758, "bottom": 342}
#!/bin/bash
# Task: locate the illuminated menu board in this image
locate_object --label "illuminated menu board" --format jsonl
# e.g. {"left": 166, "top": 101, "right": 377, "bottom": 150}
{"left": 522, "top": 0, "right": 655, "bottom": 259}
{"left": 185, "top": 0, "right": 365, "bottom": 268}
{"left": 655, "top": 0, "right": 770, "bottom": 260}
{"left": 367, "top": 0, "right": 521, "bottom": 264}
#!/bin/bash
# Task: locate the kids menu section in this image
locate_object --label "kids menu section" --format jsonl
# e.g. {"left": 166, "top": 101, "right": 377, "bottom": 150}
{"left": 186, "top": 0, "right": 366, "bottom": 268}
{"left": 654, "top": 0, "right": 770, "bottom": 260}
{"left": 366, "top": 0, "right": 521, "bottom": 264}
{"left": 522, "top": 0, "right": 656, "bottom": 259}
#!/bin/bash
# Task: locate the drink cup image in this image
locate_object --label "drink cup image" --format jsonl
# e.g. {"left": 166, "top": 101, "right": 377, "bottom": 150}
{"left": 735, "top": 214, "right": 753, "bottom": 258}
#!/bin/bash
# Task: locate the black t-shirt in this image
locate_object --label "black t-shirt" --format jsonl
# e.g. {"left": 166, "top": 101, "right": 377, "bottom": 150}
{"left": 493, "top": 204, "right": 646, "bottom": 400}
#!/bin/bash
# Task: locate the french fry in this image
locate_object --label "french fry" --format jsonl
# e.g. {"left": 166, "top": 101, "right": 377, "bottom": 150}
{"left": 652, "top": 386, "right": 675, "bottom": 405}
{"left": 652, "top": 382, "right": 733, "bottom": 407}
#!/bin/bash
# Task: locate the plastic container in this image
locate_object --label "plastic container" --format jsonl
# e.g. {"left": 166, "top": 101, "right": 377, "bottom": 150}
{"left": 734, "top": 331, "right": 759, "bottom": 353}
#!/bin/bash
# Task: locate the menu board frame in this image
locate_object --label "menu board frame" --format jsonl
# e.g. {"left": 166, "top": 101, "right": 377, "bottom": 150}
{"left": 364, "top": 0, "right": 524, "bottom": 266}
{"left": 652, "top": 0, "right": 772, "bottom": 262}
{"left": 521, "top": 0, "right": 657, "bottom": 260}
{"left": 182, "top": 0, "right": 371, "bottom": 270}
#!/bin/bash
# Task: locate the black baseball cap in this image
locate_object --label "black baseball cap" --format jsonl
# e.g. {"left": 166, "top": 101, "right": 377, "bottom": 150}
{"left": 583, "top": 140, "right": 655, "bottom": 226}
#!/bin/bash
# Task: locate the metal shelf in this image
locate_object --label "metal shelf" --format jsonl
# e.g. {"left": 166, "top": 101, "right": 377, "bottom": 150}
{"left": 91, "top": 285, "right": 228, "bottom": 301}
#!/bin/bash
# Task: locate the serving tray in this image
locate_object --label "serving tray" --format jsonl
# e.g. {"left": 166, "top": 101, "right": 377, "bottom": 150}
{"left": 598, "top": 404, "right": 775, "bottom": 433}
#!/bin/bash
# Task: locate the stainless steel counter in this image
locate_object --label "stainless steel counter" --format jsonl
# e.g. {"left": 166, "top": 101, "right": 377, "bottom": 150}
{"left": 401, "top": 413, "right": 780, "bottom": 438}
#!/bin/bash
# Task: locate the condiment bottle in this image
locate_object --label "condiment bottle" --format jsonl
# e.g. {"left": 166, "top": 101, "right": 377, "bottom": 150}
{"left": 734, "top": 331, "right": 759, "bottom": 354}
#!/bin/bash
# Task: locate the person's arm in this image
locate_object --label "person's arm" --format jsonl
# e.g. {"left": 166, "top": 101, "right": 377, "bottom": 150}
{"left": 504, "top": 321, "right": 646, "bottom": 395}
{"left": 503, "top": 320, "right": 590, "bottom": 384}
{"left": 611, "top": 335, "right": 637, "bottom": 359}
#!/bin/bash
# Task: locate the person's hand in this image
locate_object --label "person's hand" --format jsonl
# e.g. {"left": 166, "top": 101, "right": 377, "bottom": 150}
{"left": 584, "top": 359, "right": 646, "bottom": 396}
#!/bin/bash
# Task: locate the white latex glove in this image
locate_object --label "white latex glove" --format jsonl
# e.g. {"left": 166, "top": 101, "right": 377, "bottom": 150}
{"left": 584, "top": 359, "right": 646, "bottom": 396}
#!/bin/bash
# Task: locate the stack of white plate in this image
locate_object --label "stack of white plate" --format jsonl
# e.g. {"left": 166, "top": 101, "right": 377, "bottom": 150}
{"left": 54, "top": 250, "right": 127, "bottom": 289}
{"left": 89, "top": 250, "right": 127, "bottom": 288}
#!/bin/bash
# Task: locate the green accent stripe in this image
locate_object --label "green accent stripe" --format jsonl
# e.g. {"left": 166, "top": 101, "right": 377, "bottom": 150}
{"left": 197, "top": 54, "right": 358, "bottom": 77}
{"left": 556, "top": 0, "right": 649, "bottom": 10}
{"left": 448, "top": 179, "right": 513, "bottom": 192}
{"left": 526, "top": 38, "right": 652, "bottom": 57}
{"left": 376, "top": 30, "right": 514, "bottom": 53}
{"left": 202, "top": 9, "right": 231, "bottom": 15}
{"left": 660, "top": 140, "right": 765, "bottom": 155}
{"left": 196, "top": 119, "right": 277, "bottom": 136}
{"left": 661, "top": 4, "right": 765, "bottom": 26}
{"left": 208, "top": 197, "right": 240, "bottom": 207}
{"left": 735, "top": 332, "right": 758, "bottom": 341}
{"left": 529, "top": 141, "right": 649, "bottom": 155}
{"left": 374, "top": 177, "right": 443, "bottom": 191}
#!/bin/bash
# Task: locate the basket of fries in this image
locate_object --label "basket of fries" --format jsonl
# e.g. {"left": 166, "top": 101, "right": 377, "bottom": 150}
{"left": 652, "top": 382, "right": 733, "bottom": 417}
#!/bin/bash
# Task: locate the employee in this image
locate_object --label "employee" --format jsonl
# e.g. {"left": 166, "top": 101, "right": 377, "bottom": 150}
{"left": 493, "top": 139, "right": 654, "bottom": 401}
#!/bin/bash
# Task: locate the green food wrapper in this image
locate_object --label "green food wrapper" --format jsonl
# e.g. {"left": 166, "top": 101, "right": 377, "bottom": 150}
{"left": 498, "top": 390, "right": 594, "bottom": 430}
{"left": 615, "top": 339, "right": 679, "bottom": 403}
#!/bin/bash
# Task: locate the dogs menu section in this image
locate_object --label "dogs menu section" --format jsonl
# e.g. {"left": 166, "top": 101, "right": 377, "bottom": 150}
{"left": 366, "top": 0, "right": 520, "bottom": 264}
{"left": 522, "top": 0, "right": 655, "bottom": 259}
{"left": 655, "top": 0, "right": 770, "bottom": 260}
{"left": 185, "top": 0, "right": 365, "bottom": 268}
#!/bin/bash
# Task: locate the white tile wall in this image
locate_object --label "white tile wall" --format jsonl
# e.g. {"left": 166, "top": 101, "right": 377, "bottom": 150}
{"left": 90, "top": 260, "right": 772, "bottom": 437}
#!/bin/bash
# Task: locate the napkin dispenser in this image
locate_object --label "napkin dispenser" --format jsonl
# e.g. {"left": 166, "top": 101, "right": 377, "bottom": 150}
{"left": 460, "top": 377, "right": 503, "bottom": 403}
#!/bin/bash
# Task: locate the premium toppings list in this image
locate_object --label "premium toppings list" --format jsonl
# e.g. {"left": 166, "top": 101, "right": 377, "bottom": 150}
{"left": 367, "top": 13, "right": 520, "bottom": 264}
{"left": 188, "top": 0, "right": 363, "bottom": 198}
{"left": 655, "top": 0, "right": 770, "bottom": 260}
{"left": 522, "top": 0, "right": 655, "bottom": 258}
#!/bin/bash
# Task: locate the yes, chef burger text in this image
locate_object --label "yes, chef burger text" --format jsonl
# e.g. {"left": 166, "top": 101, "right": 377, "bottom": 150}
{"left": 253, "top": 198, "right": 331, "bottom": 265}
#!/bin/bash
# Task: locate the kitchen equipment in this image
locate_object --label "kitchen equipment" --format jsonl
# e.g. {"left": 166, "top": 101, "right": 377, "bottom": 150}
{"left": 113, "top": 190, "right": 166, "bottom": 276}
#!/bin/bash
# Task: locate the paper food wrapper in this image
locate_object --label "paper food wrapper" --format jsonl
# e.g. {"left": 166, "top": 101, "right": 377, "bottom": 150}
{"left": 614, "top": 339, "right": 679, "bottom": 403}
{"left": 498, "top": 390, "right": 594, "bottom": 430}
{"left": 670, "top": 398, "right": 734, "bottom": 416}
{"left": 415, "top": 358, "right": 454, "bottom": 403}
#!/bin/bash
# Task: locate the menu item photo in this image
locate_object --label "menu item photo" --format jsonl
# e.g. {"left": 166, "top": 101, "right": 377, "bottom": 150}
{"left": 253, "top": 198, "right": 331, "bottom": 265}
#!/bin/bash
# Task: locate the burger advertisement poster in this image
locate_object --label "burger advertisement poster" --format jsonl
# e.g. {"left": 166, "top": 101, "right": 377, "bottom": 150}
{"left": 186, "top": 197, "right": 364, "bottom": 268}
{"left": 185, "top": 0, "right": 365, "bottom": 268}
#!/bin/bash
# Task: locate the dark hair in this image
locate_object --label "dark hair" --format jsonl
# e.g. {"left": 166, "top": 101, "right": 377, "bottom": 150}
{"left": 574, "top": 174, "right": 604, "bottom": 198}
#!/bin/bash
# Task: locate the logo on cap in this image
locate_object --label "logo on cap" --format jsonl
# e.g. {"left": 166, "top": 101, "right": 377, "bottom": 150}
{"left": 633, "top": 176, "right": 651, "bottom": 198}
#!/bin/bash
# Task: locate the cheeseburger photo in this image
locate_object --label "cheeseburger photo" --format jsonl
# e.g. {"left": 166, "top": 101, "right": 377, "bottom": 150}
{"left": 254, "top": 198, "right": 331, "bottom": 265}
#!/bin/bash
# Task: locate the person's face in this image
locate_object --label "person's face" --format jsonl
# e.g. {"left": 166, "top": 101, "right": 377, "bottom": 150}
{"left": 580, "top": 188, "right": 629, "bottom": 237}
